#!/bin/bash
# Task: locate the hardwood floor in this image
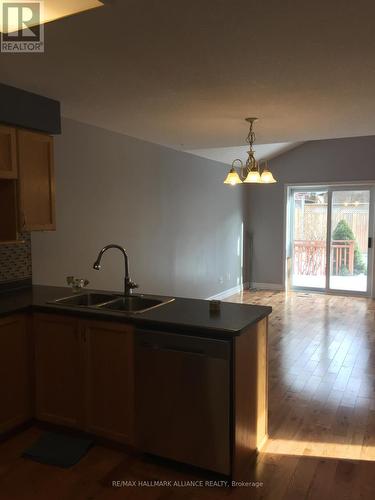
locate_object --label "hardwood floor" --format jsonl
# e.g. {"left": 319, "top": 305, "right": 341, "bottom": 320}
{"left": 1, "top": 290, "right": 375, "bottom": 499}
{"left": 229, "top": 289, "right": 375, "bottom": 499}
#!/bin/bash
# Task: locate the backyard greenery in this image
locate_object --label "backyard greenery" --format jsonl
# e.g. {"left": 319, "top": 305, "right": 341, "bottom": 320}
{"left": 332, "top": 219, "right": 366, "bottom": 275}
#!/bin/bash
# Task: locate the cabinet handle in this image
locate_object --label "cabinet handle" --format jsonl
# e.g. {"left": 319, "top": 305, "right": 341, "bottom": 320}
{"left": 140, "top": 342, "right": 206, "bottom": 357}
{"left": 20, "top": 211, "right": 27, "bottom": 228}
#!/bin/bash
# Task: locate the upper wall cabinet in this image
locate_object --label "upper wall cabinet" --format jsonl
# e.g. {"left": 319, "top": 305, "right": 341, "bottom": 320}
{"left": 17, "top": 129, "right": 56, "bottom": 231}
{"left": 0, "top": 125, "right": 17, "bottom": 179}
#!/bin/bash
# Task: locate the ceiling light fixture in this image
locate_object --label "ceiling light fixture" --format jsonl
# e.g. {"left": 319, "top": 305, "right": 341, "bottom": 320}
{"left": 223, "top": 118, "right": 277, "bottom": 185}
{"left": 0, "top": 0, "right": 105, "bottom": 34}
{"left": 260, "top": 161, "right": 277, "bottom": 183}
{"left": 223, "top": 159, "right": 243, "bottom": 186}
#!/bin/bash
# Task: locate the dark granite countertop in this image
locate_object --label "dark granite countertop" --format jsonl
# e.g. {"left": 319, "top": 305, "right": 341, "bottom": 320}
{"left": 0, "top": 285, "right": 272, "bottom": 338}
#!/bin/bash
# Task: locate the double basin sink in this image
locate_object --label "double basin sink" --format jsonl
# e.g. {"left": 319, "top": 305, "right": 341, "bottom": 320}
{"left": 48, "top": 292, "right": 174, "bottom": 314}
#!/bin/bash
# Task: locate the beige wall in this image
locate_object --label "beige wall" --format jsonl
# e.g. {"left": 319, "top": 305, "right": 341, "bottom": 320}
{"left": 32, "top": 118, "right": 247, "bottom": 298}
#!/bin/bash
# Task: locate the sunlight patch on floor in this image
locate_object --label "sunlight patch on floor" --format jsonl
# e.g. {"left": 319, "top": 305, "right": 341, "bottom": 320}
{"left": 262, "top": 438, "right": 375, "bottom": 461}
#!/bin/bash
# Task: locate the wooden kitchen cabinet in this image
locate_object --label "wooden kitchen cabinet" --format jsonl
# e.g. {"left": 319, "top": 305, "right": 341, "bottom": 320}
{"left": 84, "top": 320, "right": 134, "bottom": 444}
{"left": 17, "top": 129, "right": 56, "bottom": 231}
{"left": 0, "top": 125, "right": 56, "bottom": 241}
{"left": 0, "top": 125, "right": 17, "bottom": 179}
{"left": 33, "top": 314, "right": 135, "bottom": 444}
{"left": 0, "top": 315, "right": 32, "bottom": 434}
{"left": 0, "top": 181, "right": 19, "bottom": 242}
{"left": 0, "top": 124, "right": 18, "bottom": 242}
{"left": 34, "top": 314, "right": 82, "bottom": 428}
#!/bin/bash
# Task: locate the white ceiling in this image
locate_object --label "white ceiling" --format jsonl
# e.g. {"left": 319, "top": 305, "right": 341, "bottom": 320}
{"left": 1, "top": 0, "right": 375, "bottom": 155}
{"left": 186, "top": 142, "right": 302, "bottom": 165}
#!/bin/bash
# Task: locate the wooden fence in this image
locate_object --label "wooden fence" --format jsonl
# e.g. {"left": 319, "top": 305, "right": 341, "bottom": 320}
{"left": 294, "top": 205, "right": 368, "bottom": 252}
{"left": 294, "top": 240, "right": 355, "bottom": 276}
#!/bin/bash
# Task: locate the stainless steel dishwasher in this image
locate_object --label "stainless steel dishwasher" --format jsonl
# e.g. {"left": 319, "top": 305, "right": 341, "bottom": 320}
{"left": 135, "top": 330, "right": 231, "bottom": 475}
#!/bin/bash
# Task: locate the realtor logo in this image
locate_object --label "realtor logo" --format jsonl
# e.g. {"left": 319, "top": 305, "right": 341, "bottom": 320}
{"left": 1, "top": 0, "right": 44, "bottom": 52}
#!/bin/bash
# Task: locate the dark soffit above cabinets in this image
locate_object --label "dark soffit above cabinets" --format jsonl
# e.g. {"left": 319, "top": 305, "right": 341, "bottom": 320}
{"left": 0, "top": 83, "right": 61, "bottom": 135}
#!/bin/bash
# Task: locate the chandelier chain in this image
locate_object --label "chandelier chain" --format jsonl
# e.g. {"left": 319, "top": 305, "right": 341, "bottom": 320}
{"left": 245, "top": 119, "right": 256, "bottom": 169}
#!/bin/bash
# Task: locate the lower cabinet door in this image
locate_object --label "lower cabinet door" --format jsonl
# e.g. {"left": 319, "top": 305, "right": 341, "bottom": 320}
{"left": 34, "top": 314, "right": 82, "bottom": 428}
{"left": 83, "top": 320, "right": 134, "bottom": 444}
{"left": 0, "top": 315, "right": 31, "bottom": 433}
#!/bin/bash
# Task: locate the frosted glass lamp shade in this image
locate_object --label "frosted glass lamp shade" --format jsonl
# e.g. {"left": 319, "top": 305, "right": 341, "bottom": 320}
{"left": 260, "top": 169, "right": 277, "bottom": 183}
{"left": 243, "top": 169, "right": 261, "bottom": 183}
{"left": 224, "top": 168, "right": 243, "bottom": 185}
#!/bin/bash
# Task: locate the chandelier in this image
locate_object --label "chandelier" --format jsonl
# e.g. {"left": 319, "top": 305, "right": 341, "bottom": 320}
{"left": 224, "top": 118, "right": 277, "bottom": 185}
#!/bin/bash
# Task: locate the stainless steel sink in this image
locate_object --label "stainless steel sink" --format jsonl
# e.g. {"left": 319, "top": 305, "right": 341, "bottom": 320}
{"left": 98, "top": 296, "right": 171, "bottom": 313}
{"left": 48, "top": 293, "right": 174, "bottom": 313}
{"left": 49, "top": 292, "right": 117, "bottom": 307}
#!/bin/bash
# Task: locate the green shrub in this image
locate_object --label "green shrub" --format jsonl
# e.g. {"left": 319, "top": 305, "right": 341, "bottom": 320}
{"left": 332, "top": 219, "right": 366, "bottom": 275}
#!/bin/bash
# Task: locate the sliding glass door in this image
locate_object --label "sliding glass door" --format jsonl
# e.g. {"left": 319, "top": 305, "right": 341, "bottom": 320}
{"left": 329, "top": 189, "right": 371, "bottom": 293}
{"left": 290, "top": 189, "right": 328, "bottom": 289}
{"left": 288, "top": 186, "right": 373, "bottom": 295}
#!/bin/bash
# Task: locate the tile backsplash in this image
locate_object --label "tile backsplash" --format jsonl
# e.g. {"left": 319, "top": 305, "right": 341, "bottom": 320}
{"left": 0, "top": 232, "right": 32, "bottom": 283}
